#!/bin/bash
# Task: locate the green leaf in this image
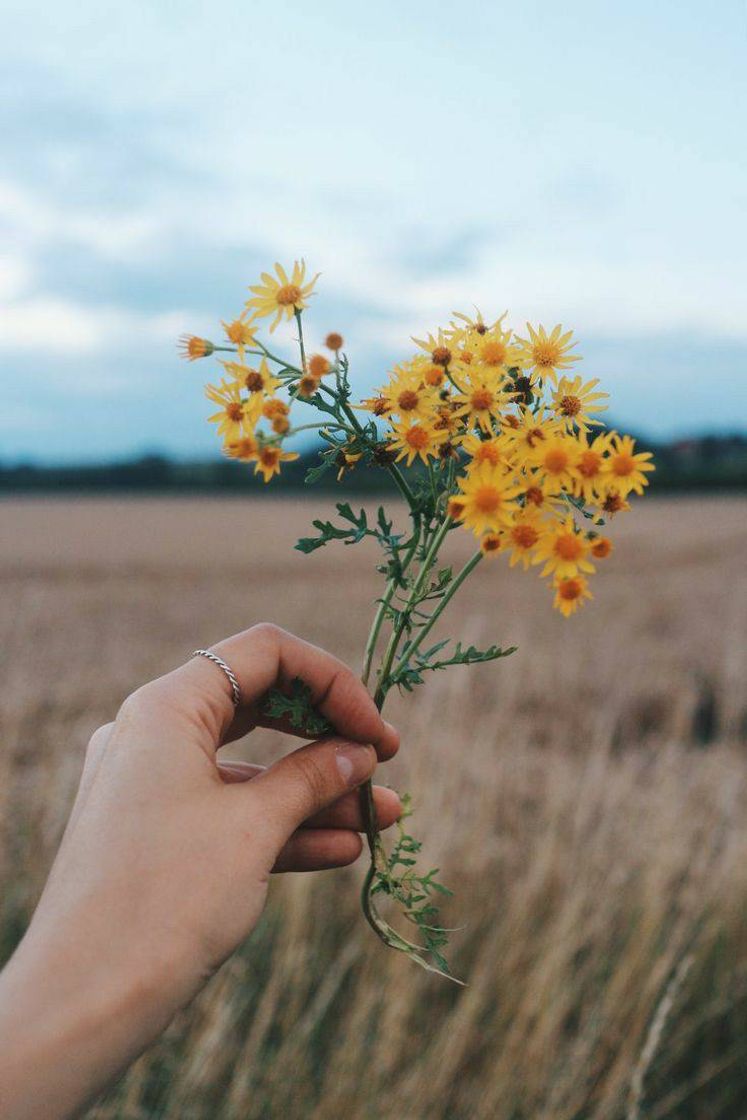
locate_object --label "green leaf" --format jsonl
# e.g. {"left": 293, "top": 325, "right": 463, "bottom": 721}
{"left": 262, "top": 678, "right": 333, "bottom": 737}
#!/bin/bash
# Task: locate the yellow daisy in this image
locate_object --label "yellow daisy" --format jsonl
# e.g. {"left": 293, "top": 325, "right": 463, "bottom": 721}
{"left": 515, "top": 323, "right": 580, "bottom": 385}
{"left": 253, "top": 445, "right": 299, "bottom": 483}
{"left": 446, "top": 309, "right": 506, "bottom": 341}
{"left": 453, "top": 369, "right": 510, "bottom": 433}
{"left": 221, "top": 318, "right": 257, "bottom": 356}
{"left": 411, "top": 329, "right": 453, "bottom": 368}
{"left": 360, "top": 394, "right": 392, "bottom": 418}
{"left": 379, "top": 360, "right": 440, "bottom": 422}
{"left": 604, "top": 433, "right": 655, "bottom": 497}
{"left": 533, "top": 516, "right": 595, "bottom": 580}
{"left": 599, "top": 490, "right": 631, "bottom": 516}
{"left": 480, "top": 532, "right": 503, "bottom": 556}
{"left": 502, "top": 508, "right": 545, "bottom": 570}
{"left": 520, "top": 479, "right": 567, "bottom": 516}
{"left": 527, "top": 432, "right": 579, "bottom": 492}
{"left": 245, "top": 260, "right": 319, "bottom": 332}
{"left": 552, "top": 575, "right": 593, "bottom": 617}
{"left": 452, "top": 463, "right": 522, "bottom": 536}
{"left": 223, "top": 435, "right": 259, "bottom": 462}
{"left": 501, "top": 408, "right": 562, "bottom": 454}
{"left": 205, "top": 381, "right": 255, "bottom": 441}
{"left": 551, "top": 375, "right": 608, "bottom": 434}
{"left": 572, "top": 431, "right": 614, "bottom": 504}
{"left": 473, "top": 324, "right": 522, "bottom": 373}
{"left": 388, "top": 418, "right": 449, "bottom": 466}
{"left": 221, "top": 358, "right": 282, "bottom": 400}
{"left": 462, "top": 432, "right": 514, "bottom": 470}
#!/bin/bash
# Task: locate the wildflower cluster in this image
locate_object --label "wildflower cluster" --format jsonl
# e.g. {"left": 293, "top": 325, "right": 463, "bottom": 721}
{"left": 180, "top": 261, "right": 653, "bottom": 977}
{"left": 364, "top": 316, "right": 653, "bottom": 616}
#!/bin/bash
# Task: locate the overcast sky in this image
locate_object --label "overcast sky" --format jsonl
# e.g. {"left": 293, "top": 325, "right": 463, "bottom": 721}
{"left": 1, "top": 0, "right": 745, "bottom": 462}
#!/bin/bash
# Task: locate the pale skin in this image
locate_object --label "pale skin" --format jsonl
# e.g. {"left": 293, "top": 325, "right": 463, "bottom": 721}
{"left": 0, "top": 624, "right": 402, "bottom": 1120}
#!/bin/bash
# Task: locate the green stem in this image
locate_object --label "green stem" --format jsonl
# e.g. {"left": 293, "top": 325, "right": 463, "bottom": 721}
{"left": 373, "top": 516, "right": 452, "bottom": 707}
{"left": 395, "top": 550, "right": 483, "bottom": 672}
{"left": 315, "top": 383, "right": 420, "bottom": 509}
{"left": 294, "top": 309, "right": 308, "bottom": 373}
{"left": 360, "top": 515, "right": 421, "bottom": 688}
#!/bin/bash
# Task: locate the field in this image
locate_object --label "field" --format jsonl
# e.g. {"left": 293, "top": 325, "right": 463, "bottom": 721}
{"left": 1, "top": 494, "right": 747, "bottom": 1119}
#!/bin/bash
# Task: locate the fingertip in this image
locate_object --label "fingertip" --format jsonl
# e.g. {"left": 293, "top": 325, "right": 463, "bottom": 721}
{"left": 375, "top": 720, "right": 400, "bottom": 761}
{"left": 373, "top": 785, "right": 403, "bottom": 828}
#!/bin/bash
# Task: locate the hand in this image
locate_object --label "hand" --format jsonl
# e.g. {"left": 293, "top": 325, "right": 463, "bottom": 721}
{"left": 0, "top": 624, "right": 400, "bottom": 1120}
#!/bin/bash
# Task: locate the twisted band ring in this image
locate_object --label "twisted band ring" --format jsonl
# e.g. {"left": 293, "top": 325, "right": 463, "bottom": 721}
{"left": 191, "top": 649, "right": 243, "bottom": 707}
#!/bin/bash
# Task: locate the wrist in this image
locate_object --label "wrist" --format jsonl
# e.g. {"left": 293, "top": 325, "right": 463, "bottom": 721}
{"left": 0, "top": 920, "right": 186, "bottom": 1120}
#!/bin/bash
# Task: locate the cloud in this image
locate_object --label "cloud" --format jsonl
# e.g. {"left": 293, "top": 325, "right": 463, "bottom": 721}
{"left": 0, "top": 295, "right": 185, "bottom": 373}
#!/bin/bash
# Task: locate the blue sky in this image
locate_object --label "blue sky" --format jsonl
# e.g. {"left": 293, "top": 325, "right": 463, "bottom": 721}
{"left": 1, "top": 0, "right": 745, "bottom": 463}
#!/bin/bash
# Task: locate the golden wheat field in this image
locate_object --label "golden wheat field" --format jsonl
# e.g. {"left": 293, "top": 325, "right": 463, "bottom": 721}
{"left": 1, "top": 494, "right": 747, "bottom": 1119}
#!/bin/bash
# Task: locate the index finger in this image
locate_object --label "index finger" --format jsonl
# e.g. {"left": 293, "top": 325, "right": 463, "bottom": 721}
{"left": 184, "top": 623, "right": 399, "bottom": 759}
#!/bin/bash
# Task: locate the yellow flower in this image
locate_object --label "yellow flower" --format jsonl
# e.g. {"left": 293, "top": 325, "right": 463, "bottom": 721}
{"left": 205, "top": 381, "right": 255, "bottom": 441}
{"left": 432, "top": 399, "right": 465, "bottom": 440}
{"left": 453, "top": 463, "right": 522, "bottom": 536}
{"left": 245, "top": 260, "right": 319, "bottom": 332}
{"left": 253, "top": 445, "right": 299, "bottom": 483}
{"left": 379, "top": 360, "right": 440, "bottom": 422}
{"left": 178, "top": 335, "right": 214, "bottom": 361}
{"left": 515, "top": 323, "right": 579, "bottom": 385}
{"left": 533, "top": 516, "right": 595, "bottom": 579}
{"left": 446, "top": 309, "right": 506, "bottom": 341}
{"left": 359, "top": 394, "right": 392, "bottom": 418}
{"left": 604, "top": 433, "right": 655, "bottom": 497}
{"left": 223, "top": 435, "right": 259, "bottom": 461}
{"left": 599, "top": 490, "right": 630, "bottom": 516}
{"left": 388, "top": 418, "right": 448, "bottom": 466}
{"left": 411, "top": 329, "right": 453, "bottom": 368}
{"left": 462, "top": 432, "right": 514, "bottom": 470}
{"left": 476, "top": 336, "right": 522, "bottom": 372}
{"left": 552, "top": 575, "right": 593, "bottom": 617}
{"left": 453, "top": 369, "right": 510, "bottom": 433}
{"left": 527, "top": 432, "right": 579, "bottom": 492}
{"left": 221, "top": 318, "right": 257, "bottom": 355}
{"left": 221, "top": 358, "right": 282, "bottom": 400}
{"left": 480, "top": 532, "right": 503, "bottom": 556}
{"left": 502, "top": 508, "right": 545, "bottom": 570}
{"left": 421, "top": 361, "right": 447, "bottom": 388}
{"left": 551, "top": 375, "right": 608, "bottom": 433}
{"left": 501, "top": 408, "right": 562, "bottom": 454}
{"left": 521, "top": 479, "right": 567, "bottom": 516}
{"left": 572, "top": 431, "right": 614, "bottom": 504}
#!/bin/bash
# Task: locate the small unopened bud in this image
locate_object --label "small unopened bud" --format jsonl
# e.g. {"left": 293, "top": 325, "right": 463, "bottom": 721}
{"left": 308, "top": 354, "right": 331, "bottom": 378}
{"left": 325, "top": 332, "right": 344, "bottom": 352}
{"left": 178, "top": 335, "right": 214, "bottom": 361}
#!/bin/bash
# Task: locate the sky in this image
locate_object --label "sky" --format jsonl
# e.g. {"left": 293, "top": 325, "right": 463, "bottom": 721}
{"left": 1, "top": 0, "right": 746, "bottom": 463}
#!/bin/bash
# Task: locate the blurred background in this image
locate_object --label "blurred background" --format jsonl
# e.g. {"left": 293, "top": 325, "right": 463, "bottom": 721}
{"left": 1, "top": 2, "right": 746, "bottom": 1117}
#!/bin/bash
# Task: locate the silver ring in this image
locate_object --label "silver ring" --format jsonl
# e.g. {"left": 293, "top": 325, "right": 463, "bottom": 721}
{"left": 191, "top": 650, "right": 242, "bottom": 707}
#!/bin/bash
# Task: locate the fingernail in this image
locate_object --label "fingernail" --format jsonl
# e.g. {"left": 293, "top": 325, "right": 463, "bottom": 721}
{"left": 383, "top": 720, "right": 398, "bottom": 739}
{"left": 335, "top": 741, "right": 376, "bottom": 788}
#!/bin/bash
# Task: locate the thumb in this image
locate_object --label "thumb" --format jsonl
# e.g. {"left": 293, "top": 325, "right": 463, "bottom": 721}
{"left": 242, "top": 737, "right": 377, "bottom": 845}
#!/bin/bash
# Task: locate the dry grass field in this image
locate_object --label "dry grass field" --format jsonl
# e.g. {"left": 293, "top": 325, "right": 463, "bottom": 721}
{"left": 1, "top": 494, "right": 746, "bottom": 1119}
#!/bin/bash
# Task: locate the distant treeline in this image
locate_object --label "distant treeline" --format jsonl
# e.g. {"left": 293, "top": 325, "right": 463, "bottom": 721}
{"left": 1, "top": 434, "right": 746, "bottom": 496}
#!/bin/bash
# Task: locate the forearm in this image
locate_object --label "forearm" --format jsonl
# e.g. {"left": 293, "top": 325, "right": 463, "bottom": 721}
{"left": 0, "top": 926, "right": 179, "bottom": 1120}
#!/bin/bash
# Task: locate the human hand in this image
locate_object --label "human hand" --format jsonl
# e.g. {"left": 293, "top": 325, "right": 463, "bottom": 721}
{"left": 0, "top": 624, "right": 400, "bottom": 1120}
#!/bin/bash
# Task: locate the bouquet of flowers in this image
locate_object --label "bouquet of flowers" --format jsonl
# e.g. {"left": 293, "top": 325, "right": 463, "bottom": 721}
{"left": 180, "top": 261, "right": 653, "bottom": 978}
